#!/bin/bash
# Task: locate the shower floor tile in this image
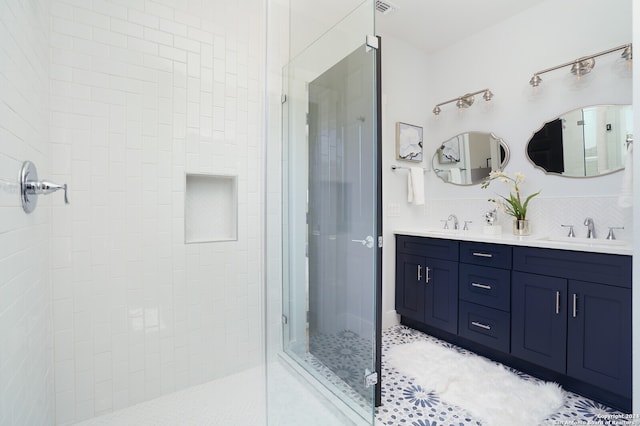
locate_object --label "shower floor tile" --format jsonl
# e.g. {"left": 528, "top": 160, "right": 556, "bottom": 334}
{"left": 72, "top": 326, "right": 628, "bottom": 425}
{"left": 73, "top": 367, "right": 265, "bottom": 426}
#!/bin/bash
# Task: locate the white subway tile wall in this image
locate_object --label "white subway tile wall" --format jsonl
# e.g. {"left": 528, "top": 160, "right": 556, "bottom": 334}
{"left": 0, "top": 0, "right": 54, "bottom": 425}
{"left": 49, "top": 0, "right": 264, "bottom": 423}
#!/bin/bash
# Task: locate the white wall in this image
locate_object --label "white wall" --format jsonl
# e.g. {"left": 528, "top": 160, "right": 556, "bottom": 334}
{"left": 48, "top": 0, "right": 264, "bottom": 423}
{"left": 288, "top": 0, "right": 363, "bottom": 59}
{"left": 632, "top": 0, "right": 639, "bottom": 416}
{"left": 265, "top": 0, "right": 288, "bottom": 360}
{"left": 380, "top": 0, "right": 633, "bottom": 328}
{"left": 0, "top": 0, "right": 54, "bottom": 425}
{"left": 379, "top": 35, "right": 432, "bottom": 328}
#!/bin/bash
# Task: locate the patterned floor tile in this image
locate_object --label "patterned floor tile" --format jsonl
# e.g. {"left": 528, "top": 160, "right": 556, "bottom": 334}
{"left": 375, "top": 325, "right": 627, "bottom": 426}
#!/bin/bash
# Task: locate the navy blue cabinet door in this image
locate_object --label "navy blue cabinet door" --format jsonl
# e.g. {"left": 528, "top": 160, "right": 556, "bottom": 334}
{"left": 396, "top": 254, "right": 458, "bottom": 333}
{"left": 395, "top": 253, "right": 425, "bottom": 322}
{"left": 423, "top": 258, "right": 459, "bottom": 334}
{"left": 567, "top": 280, "right": 632, "bottom": 397}
{"left": 511, "top": 271, "right": 567, "bottom": 373}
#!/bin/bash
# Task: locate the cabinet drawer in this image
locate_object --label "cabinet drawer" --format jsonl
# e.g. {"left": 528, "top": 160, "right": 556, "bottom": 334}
{"left": 459, "top": 301, "right": 510, "bottom": 353}
{"left": 396, "top": 235, "right": 459, "bottom": 261}
{"left": 460, "top": 241, "right": 512, "bottom": 269}
{"left": 459, "top": 263, "right": 510, "bottom": 311}
{"left": 513, "top": 247, "right": 631, "bottom": 288}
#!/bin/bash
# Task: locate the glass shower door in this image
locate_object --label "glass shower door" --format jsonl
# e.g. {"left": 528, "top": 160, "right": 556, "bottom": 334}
{"left": 280, "top": 2, "right": 380, "bottom": 422}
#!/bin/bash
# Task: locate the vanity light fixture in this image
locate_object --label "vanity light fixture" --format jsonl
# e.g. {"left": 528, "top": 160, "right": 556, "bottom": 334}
{"left": 529, "top": 43, "right": 632, "bottom": 87}
{"left": 432, "top": 88, "right": 494, "bottom": 116}
{"left": 570, "top": 57, "right": 595, "bottom": 80}
{"left": 622, "top": 44, "right": 633, "bottom": 65}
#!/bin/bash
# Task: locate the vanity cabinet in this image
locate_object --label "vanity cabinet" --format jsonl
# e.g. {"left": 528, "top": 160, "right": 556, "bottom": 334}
{"left": 458, "top": 242, "right": 512, "bottom": 352}
{"left": 395, "top": 235, "right": 632, "bottom": 412}
{"left": 512, "top": 247, "right": 632, "bottom": 398}
{"left": 395, "top": 236, "right": 459, "bottom": 334}
{"left": 511, "top": 271, "right": 567, "bottom": 373}
{"left": 567, "top": 280, "right": 631, "bottom": 397}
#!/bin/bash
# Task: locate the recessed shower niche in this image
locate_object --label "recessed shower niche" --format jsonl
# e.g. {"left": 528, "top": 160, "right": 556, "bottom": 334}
{"left": 185, "top": 173, "right": 238, "bottom": 243}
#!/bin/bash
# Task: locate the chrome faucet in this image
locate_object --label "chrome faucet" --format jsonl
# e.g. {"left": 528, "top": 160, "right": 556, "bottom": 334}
{"left": 584, "top": 217, "right": 595, "bottom": 238}
{"left": 561, "top": 224, "right": 575, "bottom": 237}
{"left": 448, "top": 214, "right": 459, "bottom": 230}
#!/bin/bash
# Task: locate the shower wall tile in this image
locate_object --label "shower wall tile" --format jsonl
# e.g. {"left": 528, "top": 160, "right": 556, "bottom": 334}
{"left": 49, "top": 0, "right": 264, "bottom": 423}
{"left": 0, "top": 0, "right": 54, "bottom": 425}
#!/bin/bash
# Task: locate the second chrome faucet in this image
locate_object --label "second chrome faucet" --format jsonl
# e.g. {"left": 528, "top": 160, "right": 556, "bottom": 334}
{"left": 584, "top": 217, "right": 595, "bottom": 239}
{"left": 448, "top": 214, "right": 459, "bottom": 230}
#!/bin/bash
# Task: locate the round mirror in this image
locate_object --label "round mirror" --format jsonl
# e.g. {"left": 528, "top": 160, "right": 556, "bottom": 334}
{"left": 432, "top": 132, "right": 509, "bottom": 185}
{"left": 527, "top": 105, "right": 632, "bottom": 177}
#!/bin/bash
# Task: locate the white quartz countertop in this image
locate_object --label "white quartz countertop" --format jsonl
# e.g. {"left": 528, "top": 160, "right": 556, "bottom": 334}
{"left": 394, "top": 227, "right": 633, "bottom": 256}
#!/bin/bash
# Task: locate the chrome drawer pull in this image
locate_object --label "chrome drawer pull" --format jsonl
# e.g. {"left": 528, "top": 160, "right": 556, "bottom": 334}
{"left": 555, "top": 291, "right": 560, "bottom": 315}
{"left": 471, "top": 321, "right": 491, "bottom": 330}
{"left": 471, "top": 282, "right": 492, "bottom": 290}
{"left": 472, "top": 252, "right": 493, "bottom": 258}
{"left": 572, "top": 293, "right": 577, "bottom": 318}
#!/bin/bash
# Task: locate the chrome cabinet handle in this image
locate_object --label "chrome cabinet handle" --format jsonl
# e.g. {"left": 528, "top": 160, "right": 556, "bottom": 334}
{"left": 472, "top": 252, "right": 493, "bottom": 258}
{"left": 417, "top": 265, "right": 422, "bottom": 281}
{"left": 471, "top": 282, "right": 491, "bottom": 290}
{"left": 572, "top": 293, "right": 577, "bottom": 318}
{"left": 556, "top": 291, "right": 560, "bottom": 315}
{"left": 471, "top": 321, "right": 491, "bottom": 330}
{"left": 425, "top": 266, "right": 431, "bottom": 284}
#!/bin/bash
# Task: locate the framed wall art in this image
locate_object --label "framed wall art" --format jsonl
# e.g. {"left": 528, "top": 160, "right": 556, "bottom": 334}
{"left": 396, "top": 122, "right": 423, "bottom": 162}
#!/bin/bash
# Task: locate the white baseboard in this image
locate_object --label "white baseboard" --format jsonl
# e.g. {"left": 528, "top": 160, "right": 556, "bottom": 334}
{"left": 382, "top": 309, "right": 399, "bottom": 330}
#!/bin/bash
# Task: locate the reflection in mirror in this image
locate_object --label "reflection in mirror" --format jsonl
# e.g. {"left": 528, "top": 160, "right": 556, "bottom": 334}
{"left": 433, "top": 132, "right": 509, "bottom": 185}
{"left": 527, "top": 105, "right": 632, "bottom": 177}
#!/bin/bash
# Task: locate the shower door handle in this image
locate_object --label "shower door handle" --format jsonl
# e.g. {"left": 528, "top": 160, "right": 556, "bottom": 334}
{"left": 351, "top": 236, "right": 374, "bottom": 248}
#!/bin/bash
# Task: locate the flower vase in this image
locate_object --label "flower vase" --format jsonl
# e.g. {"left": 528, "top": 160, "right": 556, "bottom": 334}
{"left": 513, "top": 219, "right": 531, "bottom": 236}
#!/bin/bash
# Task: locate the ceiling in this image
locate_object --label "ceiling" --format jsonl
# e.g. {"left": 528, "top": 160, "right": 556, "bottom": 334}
{"left": 375, "top": 0, "right": 549, "bottom": 53}
{"left": 288, "top": 0, "right": 551, "bottom": 57}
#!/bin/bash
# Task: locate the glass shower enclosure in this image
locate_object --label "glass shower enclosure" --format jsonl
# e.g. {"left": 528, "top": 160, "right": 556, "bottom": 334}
{"left": 272, "top": 1, "right": 381, "bottom": 423}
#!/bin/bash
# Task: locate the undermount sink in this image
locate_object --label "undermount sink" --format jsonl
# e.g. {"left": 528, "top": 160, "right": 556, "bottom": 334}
{"left": 535, "top": 236, "right": 628, "bottom": 247}
{"left": 423, "top": 228, "right": 462, "bottom": 236}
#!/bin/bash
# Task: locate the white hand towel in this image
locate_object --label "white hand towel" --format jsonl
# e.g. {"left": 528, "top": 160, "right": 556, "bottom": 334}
{"left": 618, "top": 143, "right": 633, "bottom": 208}
{"left": 408, "top": 167, "right": 425, "bottom": 205}
{"left": 449, "top": 167, "right": 462, "bottom": 184}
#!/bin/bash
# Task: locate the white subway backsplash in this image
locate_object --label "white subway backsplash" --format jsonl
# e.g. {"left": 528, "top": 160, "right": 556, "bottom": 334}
{"left": 424, "top": 196, "right": 633, "bottom": 242}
